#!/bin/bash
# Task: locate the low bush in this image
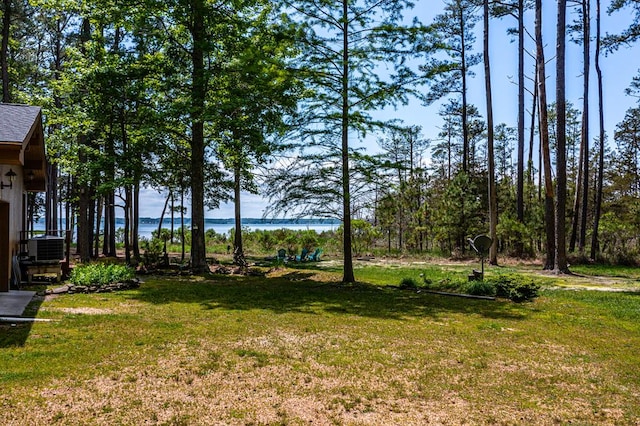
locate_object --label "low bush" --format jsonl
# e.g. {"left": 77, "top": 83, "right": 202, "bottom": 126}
{"left": 69, "top": 263, "right": 135, "bottom": 287}
{"left": 420, "top": 274, "right": 466, "bottom": 292}
{"left": 436, "top": 277, "right": 466, "bottom": 292}
{"left": 417, "top": 271, "right": 538, "bottom": 302}
{"left": 399, "top": 277, "right": 419, "bottom": 289}
{"left": 142, "top": 238, "right": 165, "bottom": 266}
{"left": 464, "top": 280, "right": 496, "bottom": 297}
{"left": 486, "top": 274, "right": 540, "bottom": 302}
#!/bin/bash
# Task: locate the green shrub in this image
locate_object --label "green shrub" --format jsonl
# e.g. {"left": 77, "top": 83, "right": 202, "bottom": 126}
{"left": 142, "top": 238, "right": 164, "bottom": 266}
{"left": 69, "top": 263, "right": 135, "bottom": 287}
{"left": 206, "top": 228, "right": 228, "bottom": 243}
{"left": 487, "top": 274, "right": 540, "bottom": 302}
{"left": 399, "top": 277, "right": 419, "bottom": 289}
{"left": 464, "top": 280, "right": 496, "bottom": 297}
{"left": 436, "top": 277, "right": 466, "bottom": 292}
{"left": 297, "top": 230, "right": 319, "bottom": 251}
{"left": 256, "top": 230, "right": 277, "bottom": 252}
{"left": 151, "top": 228, "right": 172, "bottom": 242}
{"left": 420, "top": 273, "right": 433, "bottom": 288}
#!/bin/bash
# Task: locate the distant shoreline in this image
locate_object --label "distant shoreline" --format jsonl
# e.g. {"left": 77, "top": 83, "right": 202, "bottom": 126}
{"left": 33, "top": 217, "right": 341, "bottom": 239}
{"left": 35, "top": 217, "right": 342, "bottom": 226}
{"left": 138, "top": 217, "right": 341, "bottom": 225}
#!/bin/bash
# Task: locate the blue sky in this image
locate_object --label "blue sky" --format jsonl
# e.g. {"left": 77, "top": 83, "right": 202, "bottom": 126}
{"left": 138, "top": 0, "right": 640, "bottom": 218}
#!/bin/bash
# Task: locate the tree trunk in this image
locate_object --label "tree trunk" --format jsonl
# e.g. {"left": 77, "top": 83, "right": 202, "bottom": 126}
{"left": 190, "top": 0, "right": 207, "bottom": 273}
{"left": 529, "top": 68, "right": 539, "bottom": 255}
{"left": 181, "top": 190, "right": 185, "bottom": 263}
{"left": 1, "top": 0, "right": 11, "bottom": 102}
{"left": 108, "top": 191, "right": 116, "bottom": 256}
{"left": 88, "top": 189, "right": 96, "bottom": 260}
{"left": 341, "top": 0, "right": 355, "bottom": 283}
{"left": 569, "top": 0, "right": 590, "bottom": 254}
{"left": 133, "top": 181, "right": 140, "bottom": 261}
{"left": 157, "top": 192, "right": 171, "bottom": 239}
{"left": 104, "top": 122, "right": 116, "bottom": 256}
{"left": 102, "top": 194, "right": 110, "bottom": 256}
{"left": 460, "top": 9, "right": 469, "bottom": 174}
{"left": 555, "top": 0, "right": 570, "bottom": 273}
{"left": 124, "top": 187, "right": 131, "bottom": 265}
{"left": 171, "top": 193, "right": 175, "bottom": 244}
{"left": 537, "top": 0, "right": 555, "bottom": 270}
{"left": 95, "top": 197, "right": 102, "bottom": 258}
{"left": 528, "top": 68, "right": 538, "bottom": 189}
{"left": 77, "top": 144, "right": 91, "bottom": 262}
{"left": 46, "top": 163, "right": 59, "bottom": 232}
{"left": 397, "top": 154, "right": 403, "bottom": 251}
{"left": 578, "top": 0, "right": 590, "bottom": 252}
{"left": 76, "top": 17, "right": 92, "bottom": 262}
{"left": 47, "top": 17, "right": 65, "bottom": 233}
{"left": 484, "top": 0, "right": 498, "bottom": 265}
{"left": 233, "top": 162, "right": 245, "bottom": 266}
{"left": 65, "top": 179, "right": 72, "bottom": 235}
{"left": 516, "top": 0, "right": 525, "bottom": 255}
{"left": 59, "top": 172, "right": 65, "bottom": 231}
{"left": 591, "top": 0, "right": 605, "bottom": 261}
{"left": 569, "top": 131, "right": 584, "bottom": 252}
{"left": 342, "top": 0, "right": 356, "bottom": 283}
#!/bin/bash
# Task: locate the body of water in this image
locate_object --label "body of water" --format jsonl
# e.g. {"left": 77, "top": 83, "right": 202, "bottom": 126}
{"left": 33, "top": 218, "right": 340, "bottom": 240}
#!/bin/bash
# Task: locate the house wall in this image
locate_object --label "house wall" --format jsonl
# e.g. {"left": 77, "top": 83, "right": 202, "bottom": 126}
{"left": 0, "top": 166, "right": 25, "bottom": 291}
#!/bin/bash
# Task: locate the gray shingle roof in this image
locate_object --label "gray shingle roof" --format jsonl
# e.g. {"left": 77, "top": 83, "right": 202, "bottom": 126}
{"left": 0, "top": 103, "right": 42, "bottom": 144}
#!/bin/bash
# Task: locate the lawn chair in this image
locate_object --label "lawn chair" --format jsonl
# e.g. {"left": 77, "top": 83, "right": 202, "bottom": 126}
{"left": 295, "top": 248, "right": 309, "bottom": 262}
{"left": 307, "top": 248, "right": 323, "bottom": 261}
{"left": 277, "top": 248, "right": 287, "bottom": 262}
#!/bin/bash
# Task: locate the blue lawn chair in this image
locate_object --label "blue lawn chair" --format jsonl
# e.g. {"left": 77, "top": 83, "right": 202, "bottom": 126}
{"left": 295, "top": 248, "right": 309, "bottom": 262}
{"left": 277, "top": 248, "right": 287, "bottom": 261}
{"left": 307, "top": 248, "right": 323, "bottom": 261}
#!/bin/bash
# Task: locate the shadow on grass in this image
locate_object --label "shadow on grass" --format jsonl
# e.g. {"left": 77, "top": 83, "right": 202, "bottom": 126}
{"left": 127, "top": 272, "right": 528, "bottom": 322}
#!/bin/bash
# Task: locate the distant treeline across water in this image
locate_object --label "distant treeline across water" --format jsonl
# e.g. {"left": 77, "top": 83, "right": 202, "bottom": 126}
{"left": 136, "top": 217, "right": 341, "bottom": 226}
{"left": 33, "top": 218, "right": 341, "bottom": 240}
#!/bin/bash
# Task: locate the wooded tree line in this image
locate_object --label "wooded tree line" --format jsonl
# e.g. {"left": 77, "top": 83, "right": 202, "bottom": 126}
{"left": 1, "top": 0, "right": 639, "bottom": 281}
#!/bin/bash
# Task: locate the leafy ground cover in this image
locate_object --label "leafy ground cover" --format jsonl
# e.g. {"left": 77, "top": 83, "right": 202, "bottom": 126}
{"left": 1, "top": 261, "right": 639, "bottom": 425}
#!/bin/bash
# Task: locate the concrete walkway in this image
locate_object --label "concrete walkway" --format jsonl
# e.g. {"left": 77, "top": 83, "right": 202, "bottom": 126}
{"left": 0, "top": 290, "right": 36, "bottom": 317}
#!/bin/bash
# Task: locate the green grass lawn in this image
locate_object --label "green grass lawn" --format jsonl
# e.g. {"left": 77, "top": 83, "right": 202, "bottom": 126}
{"left": 1, "top": 262, "right": 639, "bottom": 425}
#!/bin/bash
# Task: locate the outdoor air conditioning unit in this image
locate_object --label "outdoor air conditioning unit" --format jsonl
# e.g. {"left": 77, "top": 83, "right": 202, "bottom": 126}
{"left": 28, "top": 236, "right": 65, "bottom": 263}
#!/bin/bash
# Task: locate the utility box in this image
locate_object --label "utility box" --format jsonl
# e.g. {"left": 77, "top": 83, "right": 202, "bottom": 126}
{"left": 28, "top": 236, "right": 65, "bottom": 263}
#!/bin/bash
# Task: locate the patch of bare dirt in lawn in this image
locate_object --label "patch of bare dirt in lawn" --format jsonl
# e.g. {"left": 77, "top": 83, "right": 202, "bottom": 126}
{"left": 4, "top": 336, "right": 632, "bottom": 425}
{"left": 41, "top": 307, "right": 115, "bottom": 315}
{"left": 533, "top": 270, "right": 640, "bottom": 292}
{"left": 4, "top": 357, "right": 514, "bottom": 425}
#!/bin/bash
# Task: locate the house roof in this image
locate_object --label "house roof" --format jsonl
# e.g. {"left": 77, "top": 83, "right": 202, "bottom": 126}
{"left": 0, "top": 104, "right": 42, "bottom": 143}
{"left": 0, "top": 103, "right": 47, "bottom": 192}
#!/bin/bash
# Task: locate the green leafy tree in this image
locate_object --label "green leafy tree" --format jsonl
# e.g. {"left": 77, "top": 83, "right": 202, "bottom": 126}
{"left": 271, "top": 0, "right": 428, "bottom": 283}
{"left": 612, "top": 107, "right": 640, "bottom": 196}
{"left": 155, "top": 1, "right": 271, "bottom": 271}
{"left": 424, "top": 0, "right": 481, "bottom": 174}
{"left": 215, "top": 8, "right": 299, "bottom": 265}
{"left": 337, "top": 219, "right": 379, "bottom": 257}
{"left": 432, "top": 100, "right": 463, "bottom": 180}
{"left": 494, "top": 123, "right": 516, "bottom": 181}
{"left": 603, "top": 0, "right": 640, "bottom": 50}
{"left": 376, "top": 125, "right": 429, "bottom": 251}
